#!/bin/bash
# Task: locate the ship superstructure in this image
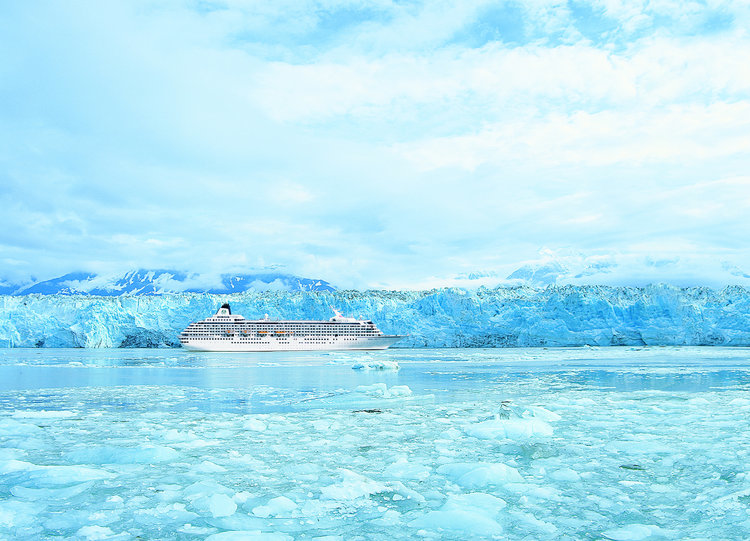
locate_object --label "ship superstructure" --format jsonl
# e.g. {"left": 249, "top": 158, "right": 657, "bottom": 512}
{"left": 179, "top": 304, "right": 403, "bottom": 351}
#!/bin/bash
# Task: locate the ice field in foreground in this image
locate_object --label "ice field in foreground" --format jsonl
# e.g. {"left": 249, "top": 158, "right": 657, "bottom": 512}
{"left": 0, "top": 347, "right": 749, "bottom": 539}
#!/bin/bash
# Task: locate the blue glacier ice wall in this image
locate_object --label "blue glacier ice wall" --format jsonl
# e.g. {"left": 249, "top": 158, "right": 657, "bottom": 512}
{"left": 1, "top": 284, "right": 749, "bottom": 348}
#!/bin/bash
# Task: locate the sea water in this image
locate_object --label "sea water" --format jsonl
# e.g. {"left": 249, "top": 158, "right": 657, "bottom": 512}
{"left": 0, "top": 347, "right": 749, "bottom": 540}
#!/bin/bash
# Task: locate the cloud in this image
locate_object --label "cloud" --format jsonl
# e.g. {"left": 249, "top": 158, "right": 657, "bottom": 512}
{"left": 395, "top": 101, "right": 750, "bottom": 171}
{"left": 0, "top": 1, "right": 748, "bottom": 288}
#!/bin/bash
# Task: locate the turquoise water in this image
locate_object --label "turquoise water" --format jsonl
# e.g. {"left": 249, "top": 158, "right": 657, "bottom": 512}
{"left": 1, "top": 347, "right": 749, "bottom": 539}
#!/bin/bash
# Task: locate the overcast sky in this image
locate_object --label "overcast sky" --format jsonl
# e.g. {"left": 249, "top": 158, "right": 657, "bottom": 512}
{"left": 1, "top": 0, "right": 749, "bottom": 289}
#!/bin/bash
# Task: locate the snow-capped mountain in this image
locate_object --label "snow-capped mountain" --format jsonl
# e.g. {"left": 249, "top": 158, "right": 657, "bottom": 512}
{"left": 451, "top": 254, "right": 750, "bottom": 289}
{"left": 6, "top": 269, "right": 335, "bottom": 296}
{"left": 0, "top": 280, "right": 19, "bottom": 296}
{"left": 506, "top": 261, "right": 567, "bottom": 286}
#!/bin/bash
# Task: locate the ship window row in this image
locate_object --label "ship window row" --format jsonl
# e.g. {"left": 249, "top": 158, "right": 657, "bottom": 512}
{"left": 184, "top": 334, "right": 378, "bottom": 339}
{"left": 197, "top": 322, "right": 376, "bottom": 328}
{"left": 189, "top": 322, "right": 378, "bottom": 330}
{"left": 185, "top": 334, "right": 371, "bottom": 337}
{"left": 191, "top": 325, "right": 376, "bottom": 329}
{"left": 187, "top": 329, "right": 377, "bottom": 335}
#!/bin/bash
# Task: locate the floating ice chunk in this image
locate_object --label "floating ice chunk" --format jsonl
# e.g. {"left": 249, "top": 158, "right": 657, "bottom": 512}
{"left": 508, "top": 510, "right": 558, "bottom": 534}
{"left": 352, "top": 360, "right": 400, "bottom": 371}
{"left": 227, "top": 452, "right": 266, "bottom": 471}
{"left": 11, "top": 481, "right": 94, "bottom": 500}
{"left": 310, "top": 419, "right": 334, "bottom": 431}
{"left": 355, "top": 383, "right": 412, "bottom": 398}
{"left": 252, "top": 496, "right": 297, "bottom": 518}
{"left": 525, "top": 406, "right": 562, "bottom": 422}
{"left": 523, "top": 485, "right": 563, "bottom": 501}
{"left": 66, "top": 445, "right": 179, "bottom": 464}
{"left": 444, "top": 493, "right": 507, "bottom": 513}
{"left": 384, "top": 458, "right": 431, "bottom": 481}
{"left": 233, "top": 492, "right": 253, "bottom": 504}
{"left": 12, "top": 410, "right": 77, "bottom": 419}
{"left": 163, "top": 428, "right": 206, "bottom": 442}
{"left": 189, "top": 495, "right": 237, "bottom": 518}
{"left": 243, "top": 418, "right": 267, "bottom": 431}
{"left": 602, "top": 524, "right": 666, "bottom": 540}
{"left": 0, "top": 448, "right": 26, "bottom": 460}
{"left": 409, "top": 509, "right": 503, "bottom": 536}
{"left": 465, "top": 417, "right": 553, "bottom": 441}
{"left": 184, "top": 480, "right": 234, "bottom": 498}
{"left": 0, "top": 459, "right": 34, "bottom": 474}
{"left": 208, "top": 494, "right": 237, "bottom": 518}
{"left": 0, "top": 418, "right": 44, "bottom": 437}
{"left": 439, "top": 427, "right": 462, "bottom": 440}
{"left": 0, "top": 461, "right": 114, "bottom": 486}
{"left": 296, "top": 384, "right": 431, "bottom": 411}
{"left": 716, "top": 487, "right": 750, "bottom": 503}
{"left": 371, "top": 509, "right": 402, "bottom": 527}
{"left": 205, "top": 531, "right": 293, "bottom": 541}
{"left": 0, "top": 499, "right": 42, "bottom": 528}
{"left": 387, "top": 480, "right": 427, "bottom": 503}
{"left": 437, "top": 462, "right": 523, "bottom": 488}
{"left": 549, "top": 468, "right": 581, "bottom": 482}
{"left": 194, "top": 460, "right": 226, "bottom": 473}
{"left": 178, "top": 524, "right": 217, "bottom": 535}
{"left": 154, "top": 485, "right": 182, "bottom": 503}
{"left": 135, "top": 502, "right": 199, "bottom": 525}
{"left": 76, "top": 525, "right": 114, "bottom": 540}
{"left": 320, "top": 469, "right": 388, "bottom": 500}
{"left": 207, "top": 513, "right": 273, "bottom": 532}
{"left": 408, "top": 493, "right": 507, "bottom": 536}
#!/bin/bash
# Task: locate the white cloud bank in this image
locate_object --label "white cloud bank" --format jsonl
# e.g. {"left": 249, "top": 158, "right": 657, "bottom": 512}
{"left": 0, "top": 1, "right": 748, "bottom": 288}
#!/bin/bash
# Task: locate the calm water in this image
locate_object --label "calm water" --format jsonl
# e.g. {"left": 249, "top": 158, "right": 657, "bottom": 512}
{"left": 1, "top": 347, "right": 749, "bottom": 539}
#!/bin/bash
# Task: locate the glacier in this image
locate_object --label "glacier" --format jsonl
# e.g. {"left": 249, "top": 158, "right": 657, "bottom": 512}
{"left": 1, "top": 284, "right": 750, "bottom": 348}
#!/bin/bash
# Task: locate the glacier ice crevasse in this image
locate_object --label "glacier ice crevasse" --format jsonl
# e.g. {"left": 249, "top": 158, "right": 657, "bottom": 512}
{"left": 1, "top": 284, "right": 749, "bottom": 348}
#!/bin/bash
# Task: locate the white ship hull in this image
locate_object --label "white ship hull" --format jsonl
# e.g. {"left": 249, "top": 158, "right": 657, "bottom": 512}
{"left": 181, "top": 334, "right": 403, "bottom": 352}
{"left": 180, "top": 304, "right": 403, "bottom": 352}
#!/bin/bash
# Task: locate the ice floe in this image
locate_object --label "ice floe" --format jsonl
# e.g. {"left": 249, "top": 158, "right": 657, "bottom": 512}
{"left": 602, "top": 524, "right": 669, "bottom": 540}
{"left": 465, "top": 416, "right": 554, "bottom": 441}
{"left": 1, "top": 348, "right": 750, "bottom": 539}
{"left": 252, "top": 495, "right": 297, "bottom": 518}
{"left": 351, "top": 360, "right": 400, "bottom": 371}
{"left": 437, "top": 462, "right": 523, "bottom": 488}
{"left": 66, "top": 445, "right": 179, "bottom": 464}
{"left": 409, "top": 493, "right": 507, "bottom": 536}
{"left": 205, "top": 531, "right": 293, "bottom": 541}
{"left": 293, "top": 383, "right": 433, "bottom": 411}
{"left": 320, "top": 469, "right": 388, "bottom": 501}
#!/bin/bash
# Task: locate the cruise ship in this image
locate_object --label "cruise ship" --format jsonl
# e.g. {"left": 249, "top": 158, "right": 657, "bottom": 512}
{"left": 179, "top": 304, "right": 404, "bottom": 351}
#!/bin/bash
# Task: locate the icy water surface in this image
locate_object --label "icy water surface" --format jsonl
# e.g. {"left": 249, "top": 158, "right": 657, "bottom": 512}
{"left": 1, "top": 347, "right": 749, "bottom": 540}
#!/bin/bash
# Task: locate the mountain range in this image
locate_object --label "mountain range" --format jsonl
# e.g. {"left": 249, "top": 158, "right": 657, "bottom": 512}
{"left": 2, "top": 254, "right": 749, "bottom": 296}
{"left": 0, "top": 269, "right": 335, "bottom": 296}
